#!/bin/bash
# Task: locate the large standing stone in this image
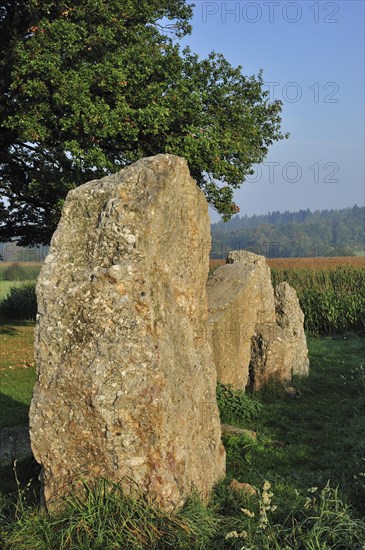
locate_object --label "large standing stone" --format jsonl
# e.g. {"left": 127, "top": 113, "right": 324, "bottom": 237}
{"left": 207, "top": 251, "right": 276, "bottom": 390}
{"left": 247, "top": 282, "right": 309, "bottom": 387}
{"left": 207, "top": 251, "right": 309, "bottom": 390}
{"left": 29, "top": 154, "right": 225, "bottom": 510}
{"left": 273, "top": 282, "right": 310, "bottom": 378}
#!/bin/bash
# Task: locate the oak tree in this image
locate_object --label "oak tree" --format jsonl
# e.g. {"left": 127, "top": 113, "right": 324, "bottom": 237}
{"left": 1, "top": 0, "right": 288, "bottom": 245}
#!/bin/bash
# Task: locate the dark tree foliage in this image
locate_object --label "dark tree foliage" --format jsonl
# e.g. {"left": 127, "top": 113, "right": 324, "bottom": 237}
{"left": 1, "top": 0, "right": 288, "bottom": 245}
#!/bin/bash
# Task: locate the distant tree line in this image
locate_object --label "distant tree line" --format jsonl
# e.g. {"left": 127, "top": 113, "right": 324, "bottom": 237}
{"left": 1, "top": 206, "right": 363, "bottom": 262}
{"left": 211, "top": 205, "right": 365, "bottom": 259}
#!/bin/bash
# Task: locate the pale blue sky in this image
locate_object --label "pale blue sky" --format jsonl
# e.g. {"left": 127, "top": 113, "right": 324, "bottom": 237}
{"left": 179, "top": 0, "right": 365, "bottom": 221}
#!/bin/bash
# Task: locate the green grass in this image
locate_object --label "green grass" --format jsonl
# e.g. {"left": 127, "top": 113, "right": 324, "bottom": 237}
{"left": 0, "top": 281, "right": 25, "bottom": 300}
{"left": 0, "top": 368, "right": 36, "bottom": 430}
{"left": 224, "top": 335, "right": 365, "bottom": 516}
{"left": 0, "top": 324, "right": 36, "bottom": 429}
{"left": 1, "top": 331, "right": 365, "bottom": 548}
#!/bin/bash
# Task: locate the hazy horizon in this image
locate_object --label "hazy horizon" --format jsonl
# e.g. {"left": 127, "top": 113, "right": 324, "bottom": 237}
{"left": 209, "top": 202, "right": 364, "bottom": 225}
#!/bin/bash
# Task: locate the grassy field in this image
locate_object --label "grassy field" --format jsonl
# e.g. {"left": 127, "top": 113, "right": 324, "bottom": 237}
{"left": 223, "top": 335, "right": 365, "bottom": 513}
{"left": 0, "top": 323, "right": 364, "bottom": 547}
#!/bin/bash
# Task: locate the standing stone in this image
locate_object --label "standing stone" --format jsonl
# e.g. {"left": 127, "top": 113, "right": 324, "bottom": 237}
{"left": 207, "top": 251, "right": 309, "bottom": 390}
{"left": 29, "top": 154, "right": 225, "bottom": 510}
{"left": 273, "top": 282, "right": 309, "bottom": 378}
{"left": 207, "top": 251, "right": 276, "bottom": 390}
{"left": 248, "top": 282, "right": 309, "bottom": 387}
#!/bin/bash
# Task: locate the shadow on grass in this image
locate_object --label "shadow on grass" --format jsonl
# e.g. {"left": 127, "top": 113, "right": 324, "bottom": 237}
{"left": 0, "top": 394, "right": 31, "bottom": 431}
{"left": 235, "top": 335, "right": 365, "bottom": 515}
{"left": 0, "top": 325, "right": 18, "bottom": 336}
{"left": 0, "top": 457, "right": 41, "bottom": 502}
{"left": 0, "top": 397, "right": 41, "bottom": 501}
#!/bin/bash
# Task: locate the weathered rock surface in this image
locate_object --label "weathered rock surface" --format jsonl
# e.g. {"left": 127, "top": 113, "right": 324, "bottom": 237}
{"left": 207, "top": 250, "right": 309, "bottom": 390}
{"left": 274, "top": 282, "right": 309, "bottom": 378}
{"left": 207, "top": 251, "right": 276, "bottom": 390}
{"left": 29, "top": 154, "right": 225, "bottom": 510}
{"left": 229, "top": 479, "right": 257, "bottom": 496}
{"left": 248, "top": 282, "right": 309, "bottom": 387}
{"left": 0, "top": 427, "right": 33, "bottom": 468}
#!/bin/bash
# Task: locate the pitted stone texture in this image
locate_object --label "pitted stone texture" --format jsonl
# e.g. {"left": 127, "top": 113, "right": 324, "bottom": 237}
{"left": 207, "top": 251, "right": 276, "bottom": 390}
{"left": 29, "top": 154, "right": 225, "bottom": 510}
{"left": 273, "top": 282, "right": 309, "bottom": 378}
{"left": 249, "top": 282, "right": 309, "bottom": 386}
{"left": 208, "top": 251, "right": 309, "bottom": 390}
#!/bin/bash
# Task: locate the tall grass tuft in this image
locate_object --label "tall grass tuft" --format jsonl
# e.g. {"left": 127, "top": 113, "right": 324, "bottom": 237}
{"left": 2, "top": 479, "right": 218, "bottom": 550}
{"left": 223, "top": 481, "right": 365, "bottom": 550}
{"left": 271, "top": 266, "right": 365, "bottom": 335}
{"left": 2, "top": 478, "right": 365, "bottom": 549}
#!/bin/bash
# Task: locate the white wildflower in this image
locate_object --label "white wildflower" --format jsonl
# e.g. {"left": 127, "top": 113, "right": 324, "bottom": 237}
{"left": 241, "top": 507, "right": 255, "bottom": 518}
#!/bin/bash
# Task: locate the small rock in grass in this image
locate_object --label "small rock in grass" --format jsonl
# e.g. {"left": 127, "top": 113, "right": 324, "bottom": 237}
{"left": 284, "top": 385, "right": 302, "bottom": 398}
{"left": 221, "top": 424, "right": 257, "bottom": 440}
{"left": 229, "top": 479, "right": 257, "bottom": 496}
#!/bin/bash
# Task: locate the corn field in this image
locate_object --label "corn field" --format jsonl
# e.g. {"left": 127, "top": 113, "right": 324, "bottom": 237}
{"left": 271, "top": 266, "right": 365, "bottom": 335}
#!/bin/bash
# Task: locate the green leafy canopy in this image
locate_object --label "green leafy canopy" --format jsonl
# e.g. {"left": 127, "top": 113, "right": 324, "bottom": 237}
{"left": 0, "top": 0, "right": 288, "bottom": 245}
